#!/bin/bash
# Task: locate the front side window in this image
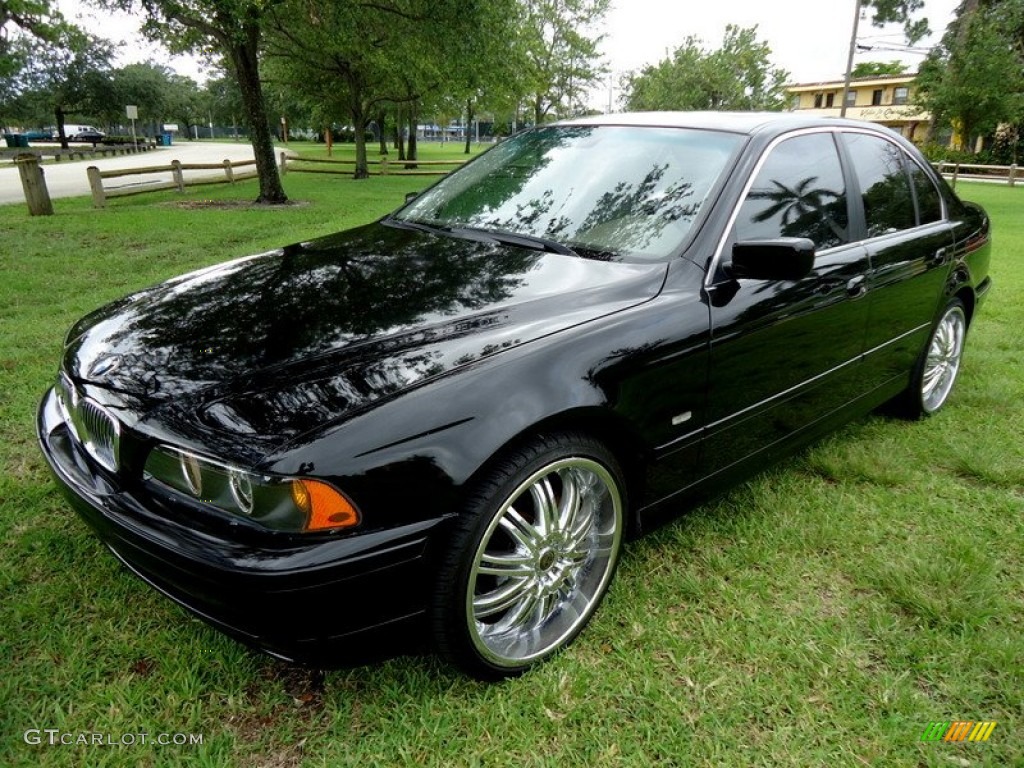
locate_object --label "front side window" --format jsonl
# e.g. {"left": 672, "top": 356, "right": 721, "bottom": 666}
{"left": 733, "top": 133, "right": 850, "bottom": 251}
{"left": 841, "top": 133, "right": 916, "bottom": 236}
{"left": 397, "top": 126, "right": 743, "bottom": 261}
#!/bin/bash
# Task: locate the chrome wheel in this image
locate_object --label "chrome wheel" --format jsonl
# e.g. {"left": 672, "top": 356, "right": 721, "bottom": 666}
{"left": 465, "top": 456, "right": 623, "bottom": 668}
{"left": 921, "top": 304, "right": 966, "bottom": 413}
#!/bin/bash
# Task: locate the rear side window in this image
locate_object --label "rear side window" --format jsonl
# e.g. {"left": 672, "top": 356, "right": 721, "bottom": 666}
{"left": 909, "top": 161, "right": 943, "bottom": 224}
{"left": 734, "top": 133, "right": 849, "bottom": 250}
{"left": 841, "top": 133, "right": 916, "bottom": 237}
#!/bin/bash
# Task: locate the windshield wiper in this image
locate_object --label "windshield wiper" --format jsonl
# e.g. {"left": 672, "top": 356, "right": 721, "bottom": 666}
{"left": 382, "top": 217, "right": 452, "bottom": 236}
{"left": 449, "top": 226, "right": 577, "bottom": 256}
{"left": 384, "top": 218, "right": 577, "bottom": 257}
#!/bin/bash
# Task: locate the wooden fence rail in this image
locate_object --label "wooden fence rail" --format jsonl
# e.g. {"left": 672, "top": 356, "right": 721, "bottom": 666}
{"left": 87, "top": 158, "right": 258, "bottom": 207}
{"left": 279, "top": 152, "right": 466, "bottom": 177}
{"left": 2, "top": 142, "right": 155, "bottom": 164}
{"left": 933, "top": 161, "right": 1018, "bottom": 189}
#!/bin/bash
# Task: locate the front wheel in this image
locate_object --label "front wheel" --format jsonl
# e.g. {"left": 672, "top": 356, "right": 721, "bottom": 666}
{"left": 895, "top": 299, "right": 968, "bottom": 419}
{"left": 431, "top": 433, "right": 625, "bottom": 679}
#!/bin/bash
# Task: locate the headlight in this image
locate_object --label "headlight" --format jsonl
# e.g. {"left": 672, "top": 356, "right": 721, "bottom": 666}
{"left": 143, "top": 446, "right": 360, "bottom": 532}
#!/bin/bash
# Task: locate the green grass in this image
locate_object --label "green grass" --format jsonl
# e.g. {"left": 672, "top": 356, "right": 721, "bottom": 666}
{"left": 1, "top": 178, "right": 1021, "bottom": 767}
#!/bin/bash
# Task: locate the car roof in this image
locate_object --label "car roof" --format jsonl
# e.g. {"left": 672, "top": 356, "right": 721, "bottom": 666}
{"left": 556, "top": 111, "right": 873, "bottom": 137}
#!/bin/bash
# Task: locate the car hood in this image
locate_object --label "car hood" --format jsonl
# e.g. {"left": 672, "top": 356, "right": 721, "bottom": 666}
{"left": 63, "top": 222, "right": 667, "bottom": 446}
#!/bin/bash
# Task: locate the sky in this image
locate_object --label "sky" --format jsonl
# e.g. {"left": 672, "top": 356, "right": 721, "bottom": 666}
{"left": 57, "top": 0, "right": 961, "bottom": 106}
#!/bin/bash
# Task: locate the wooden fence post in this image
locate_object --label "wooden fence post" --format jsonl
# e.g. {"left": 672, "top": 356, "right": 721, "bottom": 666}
{"left": 1009, "top": 164, "right": 1017, "bottom": 187}
{"left": 279, "top": 151, "right": 288, "bottom": 175}
{"left": 15, "top": 154, "right": 54, "bottom": 216}
{"left": 380, "top": 156, "right": 389, "bottom": 176}
{"left": 87, "top": 166, "right": 106, "bottom": 208}
{"left": 171, "top": 159, "right": 185, "bottom": 192}
{"left": 951, "top": 163, "right": 960, "bottom": 190}
{"left": 223, "top": 159, "right": 235, "bottom": 184}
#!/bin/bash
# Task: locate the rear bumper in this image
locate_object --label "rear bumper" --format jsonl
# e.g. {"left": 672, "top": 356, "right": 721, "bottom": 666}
{"left": 37, "top": 386, "right": 448, "bottom": 666}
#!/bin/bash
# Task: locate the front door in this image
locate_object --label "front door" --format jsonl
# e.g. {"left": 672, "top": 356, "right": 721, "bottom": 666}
{"left": 702, "top": 131, "right": 872, "bottom": 475}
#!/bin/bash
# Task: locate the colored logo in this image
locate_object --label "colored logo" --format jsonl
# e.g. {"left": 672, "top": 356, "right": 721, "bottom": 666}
{"left": 921, "top": 721, "right": 997, "bottom": 742}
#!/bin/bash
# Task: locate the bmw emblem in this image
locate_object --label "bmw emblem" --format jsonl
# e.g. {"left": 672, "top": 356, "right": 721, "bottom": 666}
{"left": 89, "top": 354, "right": 121, "bottom": 378}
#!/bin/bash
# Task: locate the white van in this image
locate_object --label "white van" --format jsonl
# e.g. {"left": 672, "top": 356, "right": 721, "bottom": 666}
{"left": 63, "top": 124, "right": 106, "bottom": 142}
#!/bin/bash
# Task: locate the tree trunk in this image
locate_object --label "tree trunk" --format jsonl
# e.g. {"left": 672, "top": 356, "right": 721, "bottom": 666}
{"left": 225, "top": 28, "right": 287, "bottom": 204}
{"left": 377, "top": 110, "right": 388, "bottom": 155}
{"left": 353, "top": 116, "right": 370, "bottom": 178}
{"left": 405, "top": 106, "right": 418, "bottom": 169}
{"left": 55, "top": 108, "right": 69, "bottom": 150}
{"left": 395, "top": 105, "right": 406, "bottom": 160}
{"left": 464, "top": 98, "right": 474, "bottom": 154}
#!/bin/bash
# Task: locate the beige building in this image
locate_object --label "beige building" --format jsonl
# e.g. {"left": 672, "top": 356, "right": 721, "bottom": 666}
{"left": 786, "top": 75, "right": 930, "bottom": 142}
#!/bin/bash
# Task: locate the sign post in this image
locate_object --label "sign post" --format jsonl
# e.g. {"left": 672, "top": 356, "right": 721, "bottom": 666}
{"left": 126, "top": 105, "right": 138, "bottom": 147}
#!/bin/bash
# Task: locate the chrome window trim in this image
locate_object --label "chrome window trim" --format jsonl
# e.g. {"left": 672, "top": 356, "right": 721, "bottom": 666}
{"left": 705, "top": 126, "right": 842, "bottom": 289}
{"left": 705, "top": 125, "right": 948, "bottom": 288}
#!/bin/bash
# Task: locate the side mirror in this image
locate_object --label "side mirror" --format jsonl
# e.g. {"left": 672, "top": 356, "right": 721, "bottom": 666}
{"left": 728, "top": 238, "right": 815, "bottom": 281}
{"left": 404, "top": 191, "right": 419, "bottom": 204}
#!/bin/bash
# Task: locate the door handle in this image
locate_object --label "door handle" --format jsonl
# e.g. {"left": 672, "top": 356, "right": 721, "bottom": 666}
{"left": 846, "top": 275, "right": 867, "bottom": 298}
{"left": 932, "top": 247, "right": 950, "bottom": 264}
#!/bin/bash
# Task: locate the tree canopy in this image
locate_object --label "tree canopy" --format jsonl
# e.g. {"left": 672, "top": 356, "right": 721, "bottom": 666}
{"left": 916, "top": 0, "right": 1024, "bottom": 151}
{"left": 851, "top": 61, "right": 909, "bottom": 77}
{"left": 622, "top": 25, "right": 788, "bottom": 113}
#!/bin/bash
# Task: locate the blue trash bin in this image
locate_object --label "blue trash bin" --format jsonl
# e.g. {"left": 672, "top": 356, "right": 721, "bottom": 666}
{"left": 162, "top": 132, "right": 172, "bottom": 146}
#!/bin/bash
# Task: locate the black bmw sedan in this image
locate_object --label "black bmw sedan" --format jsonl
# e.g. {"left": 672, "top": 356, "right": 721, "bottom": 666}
{"left": 38, "top": 113, "right": 991, "bottom": 679}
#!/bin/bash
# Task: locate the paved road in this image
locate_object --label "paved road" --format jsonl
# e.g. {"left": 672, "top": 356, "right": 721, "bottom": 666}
{"left": 0, "top": 141, "right": 261, "bottom": 206}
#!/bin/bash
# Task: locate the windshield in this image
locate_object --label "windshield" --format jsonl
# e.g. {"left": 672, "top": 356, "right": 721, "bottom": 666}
{"left": 395, "top": 125, "right": 743, "bottom": 261}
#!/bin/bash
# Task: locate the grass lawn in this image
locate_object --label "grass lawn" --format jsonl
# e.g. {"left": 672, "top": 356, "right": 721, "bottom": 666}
{"left": 1, "top": 175, "right": 1021, "bottom": 767}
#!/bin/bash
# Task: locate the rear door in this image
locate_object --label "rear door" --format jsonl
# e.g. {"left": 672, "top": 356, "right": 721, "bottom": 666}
{"left": 838, "top": 131, "right": 955, "bottom": 389}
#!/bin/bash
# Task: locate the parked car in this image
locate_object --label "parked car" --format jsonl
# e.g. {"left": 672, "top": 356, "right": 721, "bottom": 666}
{"left": 37, "top": 112, "right": 991, "bottom": 679}
{"left": 22, "top": 128, "right": 54, "bottom": 141}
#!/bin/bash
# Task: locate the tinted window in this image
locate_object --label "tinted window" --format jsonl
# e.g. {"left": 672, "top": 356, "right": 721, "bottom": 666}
{"left": 842, "top": 133, "right": 915, "bottom": 237}
{"left": 909, "top": 161, "right": 943, "bottom": 224}
{"left": 734, "top": 133, "right": 849, "bottom": 250}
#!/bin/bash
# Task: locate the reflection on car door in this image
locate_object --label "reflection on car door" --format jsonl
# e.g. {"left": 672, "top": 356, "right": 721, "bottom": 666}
{"left": 702, "top": 131, "right": 872, "bottom": 476}
{"left": 839, "top": 132, "right": 955, "bottom": 390}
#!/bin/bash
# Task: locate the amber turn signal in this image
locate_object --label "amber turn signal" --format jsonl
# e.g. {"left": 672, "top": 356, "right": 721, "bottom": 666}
{"left": 291, "top": 479, "right": 360, "bottom": 531}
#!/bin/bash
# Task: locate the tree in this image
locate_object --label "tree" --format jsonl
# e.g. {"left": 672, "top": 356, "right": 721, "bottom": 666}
{"left": 622, "top": 25, "right": 788, "bottom": 112}
{"left": 851, "top": 60, "right": 909, "bottom": 77}
{"left": 7, "top": 24, "right": 114, "bottom": 146}
{"left": 864, "top": 0, "right": 930, "bottom": 44}
{"left": 263, "top": 0, "right": 517, "bottom": 177}
{"left": 103, "top": 0, "right": 287, "bottom": 204}
{"left": 519, "top": 0, "right": 609, "bottom": 124}
{"left": 916, "top": 0, "right": 1024, "bottom": 151}
{"left": 1, "top": 0, "right": 60, "bottom": 79}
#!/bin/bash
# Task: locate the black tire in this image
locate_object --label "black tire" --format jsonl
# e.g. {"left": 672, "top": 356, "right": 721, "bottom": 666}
{"left": 430, "top": 432, "right": 626, "bottom": 680}
{"left": 892, "top": 298, "right": 968, "bottom": 420}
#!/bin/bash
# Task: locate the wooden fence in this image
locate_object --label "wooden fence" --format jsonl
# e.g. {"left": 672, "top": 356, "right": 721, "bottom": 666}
{"left": 279, "top": 151, "right": 466, "bottom": 177}
{"left": 933, "top": 161, "right": 1019, "bottom": 189}
{"left": 87, "top": 158, "right": 258, "bottom": 207}
{"left": 2, "top": 143, "right": 155, "bottom": 164}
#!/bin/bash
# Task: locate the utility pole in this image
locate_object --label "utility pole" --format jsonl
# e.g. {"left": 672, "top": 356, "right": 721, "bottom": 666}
{"left": 841, "top": 0, "right": 865, "bottom": 118}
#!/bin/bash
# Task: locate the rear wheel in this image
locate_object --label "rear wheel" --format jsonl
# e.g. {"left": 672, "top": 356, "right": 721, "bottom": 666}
{"left": 431, "top": 433, "right": 625, "bottom": 679}
{"left": 895, "top": 298, "right": 968, "bottom": 419}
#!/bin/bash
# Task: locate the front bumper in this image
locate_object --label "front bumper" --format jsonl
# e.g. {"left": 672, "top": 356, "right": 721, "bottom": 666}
{"left": 36, "top": 386, "right": 448, "bottom": 667}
